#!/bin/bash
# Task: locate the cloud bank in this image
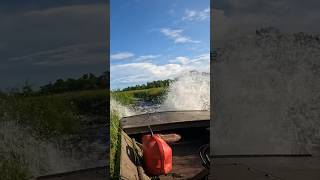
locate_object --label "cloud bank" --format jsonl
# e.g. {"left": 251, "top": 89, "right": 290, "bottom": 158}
{"left": 111, "top": 53, "right": 209, "bottom": 89}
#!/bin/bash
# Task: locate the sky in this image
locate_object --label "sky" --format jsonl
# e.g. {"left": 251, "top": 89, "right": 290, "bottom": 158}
{"left": 0, "top": 0, "right": 107, "bottom": 90}
{"left": 110, "top": 0, "right": 210, "bottom": 89}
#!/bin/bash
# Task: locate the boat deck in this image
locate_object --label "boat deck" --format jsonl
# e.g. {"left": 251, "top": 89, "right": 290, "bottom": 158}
{"left": 120, "top": 111, "right": 210, "bottom": 179}
{"left": 159, "top": 140, "right": 207, "bottom": 180}
{"left": 120, "top": 126, "right": 210, "bottom": 180}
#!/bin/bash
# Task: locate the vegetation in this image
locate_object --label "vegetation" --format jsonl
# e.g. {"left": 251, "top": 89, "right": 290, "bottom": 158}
{"left": 112, "top": 87, "right": 167, "bottom": 105}
{"left": 9, "top": 95, "right": 79, "bottom": 138}
{"left": 110, "top": 111, "right": 121, "bottom": 179}
{"left": 0, "top": 72, "right": 109, "bottom": 178}
{"left": 1, "top": 72, "right": 170, "bottom": 178}
{"left": 111, "top": 91, "right": 134, "bottom": 105}
{"left": 7, "top": 71, "right": 108, "bottom": 97}
{"left": 1, "top": 89, "right": 108, "bottom": 139}
{"left": 39, "top": 72, "right": 108, "bottom": 95}
{"left": 0, "top": 71, "right": 109, "bottom": 138}
{"left": 109, "top": 81, "right": 171, "bottom": 178}
{"left": 0, "top": 152, "right": 30, "bottom": 180}
{"left": 120, "top": 79, "right": 173, "bottom": 91}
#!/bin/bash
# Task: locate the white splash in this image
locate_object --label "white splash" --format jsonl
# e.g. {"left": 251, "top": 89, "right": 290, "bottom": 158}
{"left": 110, "top": 71, "right": 210, "bottom": 114}
{"left": 0, "top": 120, "right": 82, "bottom": 177}
{"left": 160, "top": 71, "right": 210, "bottom": 111}
{"left": 110, "top": 98, "right": 135, "bottom": 118}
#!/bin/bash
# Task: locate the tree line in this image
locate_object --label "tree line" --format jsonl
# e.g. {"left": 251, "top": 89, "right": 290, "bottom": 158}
{"left": 1, "top": 71, "right": 109, "bottom": 96}
{"left": 120, "top": 79, "right": 173, "bottom": 92}
{"left": 0, "top": 73, "right": 174, "bottom": 96}
{"left": 39, "top": 72, "right": 108, "bottom": 94}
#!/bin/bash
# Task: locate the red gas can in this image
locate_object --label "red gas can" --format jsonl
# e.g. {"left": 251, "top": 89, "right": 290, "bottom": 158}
{"left": 142, "top": 134, "right": 172, "bottom": 176}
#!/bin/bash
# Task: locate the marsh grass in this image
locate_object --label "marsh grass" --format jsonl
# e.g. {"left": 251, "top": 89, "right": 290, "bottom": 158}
{"left": 0, "top": 89, "right": 109, "bottom": 178}
{"left": 110, "top": 110, "right": 121, "bottom": 179}
{"left": 0, "top": 151, "right": 30, "bottom": 180}
{"left": 50, "top": 89, "right": 109, "bottom": 115}
{"left": 2, "top": 89, "right": 108, "bottom": 139}
{"left": 111, "top": 87, "right": 167, "bottom": 105}
{"left": 3, "top": 95, "right": 79, "bottom": 139}
{"left": 111, "top": 91, "right": 134, "bottom": 105}
{"left": 109, "top": 87, "right": 167, "bottom": 178}
{"left": 0, "top": 90, "right": 108, "bottom": 179}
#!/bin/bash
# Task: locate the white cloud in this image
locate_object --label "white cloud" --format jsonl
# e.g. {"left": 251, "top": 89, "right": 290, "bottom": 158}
{"left": 160, "top": 28, "right": 200, "bottom": 44}
{"left": 111, "top": 52, "right": 134, "bottom": 60}
{"left": 111, "top": 53, "right": 209, "bottom": 88}
{"left": 136, "top": 54, "right": 161, "bottom": 61}
{"left": 182, "top": 8, "right": 210, "bottom": 21}
{"left": 170, "top": 54, "right": 210, "bottom": 67}
{"left": 169, "top": 56, "right": 190, "bottom": 65}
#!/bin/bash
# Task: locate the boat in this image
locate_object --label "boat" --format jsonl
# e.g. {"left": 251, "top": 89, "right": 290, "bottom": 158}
{"left": 119, "top": 110, "right": 210, "bottom": 180}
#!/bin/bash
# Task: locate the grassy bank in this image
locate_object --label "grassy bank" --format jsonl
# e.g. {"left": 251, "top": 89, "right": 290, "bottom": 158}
{"left": 2, "top": 89, "right": 108, "bottom": 138}
{"left": 112, "top": 87, "right": 166, "bottom": 105}
{"left": 0, "top": 89, "right": 108, "bottom": 178}
{"left": 0, "top": 152, "right": 30, "bottom": 180}
{"left": 110, "top": 110, "right": 121, "bottom": 179}
{"left": 109, "top": 87, "right": 168, "bottom": 178}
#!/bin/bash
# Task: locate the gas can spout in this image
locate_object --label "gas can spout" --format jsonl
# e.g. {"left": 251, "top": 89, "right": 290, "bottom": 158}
{"left": 148, "top": 125, "right": 154, "bottom": 136}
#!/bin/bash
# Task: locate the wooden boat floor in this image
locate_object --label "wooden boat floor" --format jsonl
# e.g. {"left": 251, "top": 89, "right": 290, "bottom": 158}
{"left": 120, "top": 126, "right": 209, "bottom": 179}
{"left": 159, "top": 141, "right": 206, "bottom": 180}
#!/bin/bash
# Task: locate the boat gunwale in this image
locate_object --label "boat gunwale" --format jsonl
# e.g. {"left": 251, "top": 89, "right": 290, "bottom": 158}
{"left": 121, "top": 110, "right": 210, "bottom": 118}
{"left": 120, "top": 110, "right": 210, "bottom": 135}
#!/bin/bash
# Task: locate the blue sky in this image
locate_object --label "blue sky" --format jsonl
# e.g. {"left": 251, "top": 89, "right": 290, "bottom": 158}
{"left": 110, "top": 0, "right": 210, "bottom": 89}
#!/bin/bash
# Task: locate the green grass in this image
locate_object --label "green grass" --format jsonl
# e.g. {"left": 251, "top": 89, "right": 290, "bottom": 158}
{"left": 3, "top": 95, "right": 79, "bottom": 139}
{"left": 0, "top": 152, "right": 30, "bottom": 180}
{"left": 110, "top": 110, "right": 121, "bottom": 179}
{"left": 109, "top": 87, "right": 167, "bottom": 178}
{"left": 111, "top": 87, "right": 167, "bottom": 105}
{"left": 2, "top": 89, "right": 109, "bottom": 139}
{"left": 0, "top": 89, "right": 109, "bottom": 178}
{"left": 45, "top": 89, "right": 109, "bottom": 115}
{"left": 111, "top": 91, "right": 134, "bottom": 105}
